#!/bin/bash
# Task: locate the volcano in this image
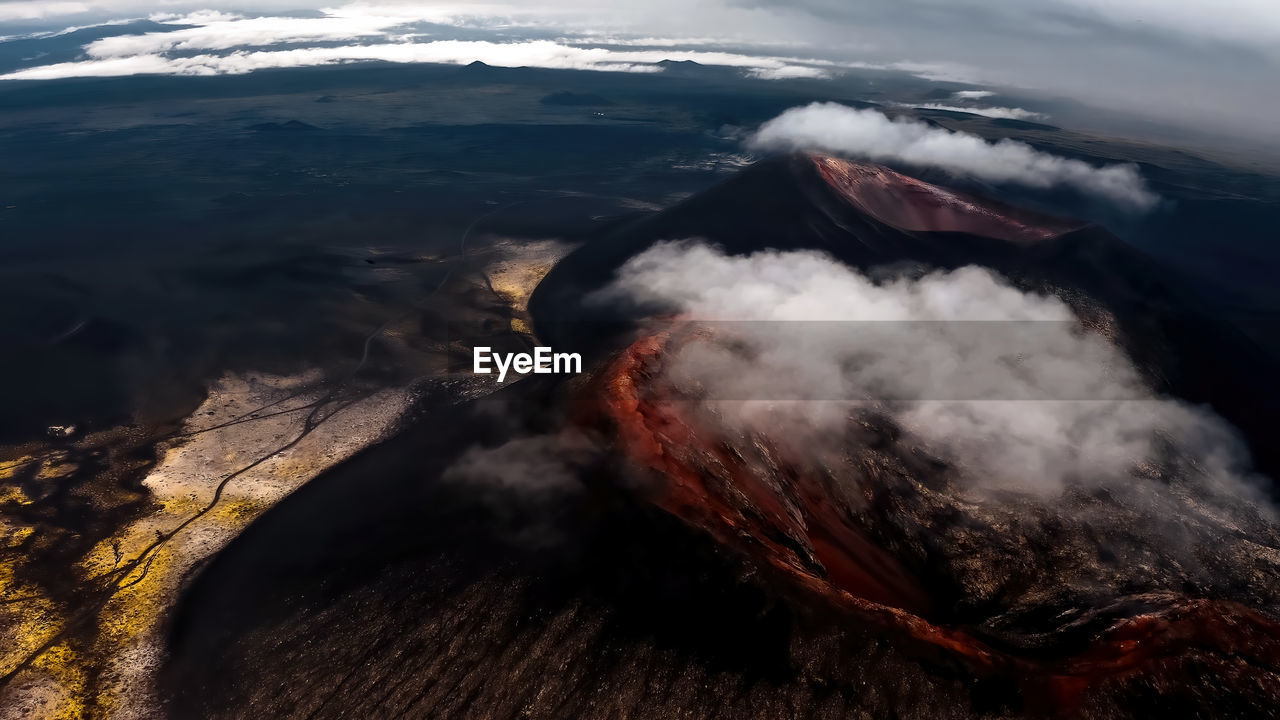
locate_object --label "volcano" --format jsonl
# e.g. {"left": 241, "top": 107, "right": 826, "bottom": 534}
{"left": 163, "top": 154, "right": 1280, "bottom": 720}
{"left": 588, "top": 320, "right": 1280, "bottom": 712}
{"left": 534, "top": 153, "right": 1280, "bottom": 480}
{"left": 538, "top": 153, "right": 1280, "bottom": 712}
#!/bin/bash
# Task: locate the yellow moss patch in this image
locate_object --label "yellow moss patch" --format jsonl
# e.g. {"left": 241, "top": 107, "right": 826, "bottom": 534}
{"left": 0, "top": 486, "right": 32, "bottom": 505}
{"left": 157, "top": 493, "right": 205, "bottom": 516}
{"left": 30, "top": 642, "right": 88, "bottom": 720}
{"left": 489, "top": 261, "right": 554, "bottom": 312}
{"left": 0, "top": 583, "right": 62, "bottom": 679}
{"left": 3, "top": 525, "right": 34, "bottom": 547}
{"left": 35, "top": 458, "right": 76, "bottom": 482}
{"left": 210, "top": 498, "right": 262, "bottom": 524}
{"left": 1, "top": 374, "right": 417, "bottom": 719}
{"left": 97, "top": 547, "right": 173, "bottom": 649}
{"left": 0, "top": 455, "right": 39, "bottom": 482}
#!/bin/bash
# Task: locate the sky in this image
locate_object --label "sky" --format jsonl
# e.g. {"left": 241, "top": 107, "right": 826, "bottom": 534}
{"left": 0, "top": 0, "right": 1277, "bottom": 145}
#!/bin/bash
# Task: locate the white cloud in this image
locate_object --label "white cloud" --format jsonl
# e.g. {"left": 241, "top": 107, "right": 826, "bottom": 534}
{"left": 592, "top": 240, "right": 1280, "bottom": 610}
{"left": 556, "top": 34, "right": 787, "bottom": 48}
{"left": 747, "top": 64, "right": 828, "bottom": 80}
{"left": 0, "top": 40, "right": 669, "bottom": 78}
{"left": 146, "top": 9, "right": 241, "bottom": 23}
{"left": 748, "top": 103, "right": 1157, "bottom": 209}
{"left": 442, "top": 431, "right": 599, "bottom": 548}
{"left": 0, "top": 15, "right": 136, "bottom": 40}
{"left": 0, "top": 1, "right": 92, "bottom": 21}
{"left": 843, "top": 59, "right": 985, "bottom": 83}
{"left": 596, "top": 240, "right": 1269, "bottom": 510}
{"left": 83, "top": 14, "right": 405, "bottom": 57}
{"left": 0, "top": 2, "right": 965, "bottom": 86}
{"left": 953, "top": 89, "right": 995, "bottom": 99}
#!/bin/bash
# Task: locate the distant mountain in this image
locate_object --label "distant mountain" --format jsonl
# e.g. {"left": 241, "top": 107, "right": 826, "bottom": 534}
{"left": 249, "top": 119, "right": 321, "bottom": 132}
{"left": 654, "top": 59, "right": 721, "bottom": 77}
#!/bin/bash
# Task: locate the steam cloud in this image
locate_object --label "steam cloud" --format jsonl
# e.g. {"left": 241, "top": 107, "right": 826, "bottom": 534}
{"left": 596, "top": 240, "right": 1266, "bottom": 508}
{"left": 748, "top": 103, "right": 1158, "bottom": 210}
{"left": 443, "top": 431, "right": 599, "bottom": 548}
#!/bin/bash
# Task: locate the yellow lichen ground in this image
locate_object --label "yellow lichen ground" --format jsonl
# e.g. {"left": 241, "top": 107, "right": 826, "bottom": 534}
{"left": 28, "top": 643, "right": 89, "bottom": 720}
{"left": 483, "top": 239, "right": 571, "bottom": 337}
{"left": 0, "top": 456, "right": 37, "bottom": 482}
{"left": 0, "top": 461, "right": 79, "bottom": 719}
{"left": 0, "top": 240, "right": 555, "bottom": 718}
{"left": 0, "top": 373, "right": 414, "bottom": 720}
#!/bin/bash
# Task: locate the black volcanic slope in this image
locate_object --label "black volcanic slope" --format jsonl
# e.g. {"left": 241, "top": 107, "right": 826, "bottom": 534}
{"left": 162, "top": 156, "right": 1280, "bottom": 720}
{"left": 163, "top": 379, "right": 986, "bottom": 720}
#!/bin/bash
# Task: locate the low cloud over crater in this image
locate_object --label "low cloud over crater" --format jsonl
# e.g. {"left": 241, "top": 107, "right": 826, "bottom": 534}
{"left": 598, "top": 240, "right": 1264, "bottom": 508}
{"left": 748, "top": 103, "right": 1158, "bottom": 210}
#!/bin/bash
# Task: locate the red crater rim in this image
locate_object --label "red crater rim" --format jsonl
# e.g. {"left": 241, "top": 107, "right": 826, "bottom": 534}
{"left": 590, "top": 322, "right": 1280, "bottom": 710}
{"left": 811, "top": 154, "right": 1082, "bottom": 243}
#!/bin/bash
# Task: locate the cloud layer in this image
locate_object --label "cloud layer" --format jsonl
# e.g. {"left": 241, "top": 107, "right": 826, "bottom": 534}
{"left": 595, "top": 240, "right": 1280, "bottom": 621}
{"left": 0, "top": 6, "right": 840, "bottom": 80}
{"left": 1, "top": 40, "right": 661, "bottom": 78}
{"left": 748, "top": 103, "right": 1157, "bottom": 209}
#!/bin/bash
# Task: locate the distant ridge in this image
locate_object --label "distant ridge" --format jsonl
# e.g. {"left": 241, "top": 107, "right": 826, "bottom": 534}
{"left": 249, "top": 119, "right": 321, "bottom": 132}
{"left": 655, "top": 59, "right": 711, "bottom": 76}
